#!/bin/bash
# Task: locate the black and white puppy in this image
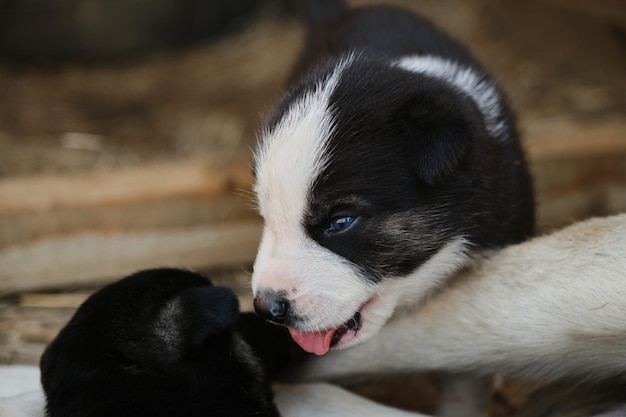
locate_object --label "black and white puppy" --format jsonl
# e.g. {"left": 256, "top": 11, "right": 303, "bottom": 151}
{"left": 40, "top": 268, "right": 293, "bottom": 417}
{"left": 252, "top": 0, "right": 534, "bottom": 356}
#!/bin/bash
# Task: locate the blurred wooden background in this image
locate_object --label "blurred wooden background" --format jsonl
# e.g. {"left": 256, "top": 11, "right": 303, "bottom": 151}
{"left": 0, "top": 0, "right": 624, "bottom": 414}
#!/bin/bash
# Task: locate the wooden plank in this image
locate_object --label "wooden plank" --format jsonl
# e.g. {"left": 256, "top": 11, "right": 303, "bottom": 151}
{"left": 524, "top": 121, "right": 626, "bottom": 160}
{"left": 0, "top": 157, "right": 262, "bottom": 293}
{"left": 525, "top": 121, "right": 626, "bottom": 231}
{"left": 0, "top": 158, "right": 259, "bottom": 247}
{"left": 0, "top": 158, "right": 253, "bottom": 214}
{"left": 0, "top": 220, "right": 262, "bottom": 293}
{"left": 19, "top": 293, "right": 89, "bottom": 309}
{"left": 0, "top": 194, "right": 256, "bottom": 248}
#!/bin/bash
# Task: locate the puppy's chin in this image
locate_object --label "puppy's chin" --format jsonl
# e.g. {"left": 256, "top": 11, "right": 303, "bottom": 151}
{"left": 328, "top": 295, "right": 397, "bottom": 351}
{"left": 329, "top": 277, "right": 431, "bottom": 351}
{"left": 323, "top": 238, "right": 473, "bottom": 352}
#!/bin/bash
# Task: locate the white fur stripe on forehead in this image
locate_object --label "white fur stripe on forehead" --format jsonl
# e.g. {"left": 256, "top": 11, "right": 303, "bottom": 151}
{"left": 254, "top": 56, "right": 353, "bottom": 223}
{"left": 395, "top": 55, "right": 507, "bottom": 140}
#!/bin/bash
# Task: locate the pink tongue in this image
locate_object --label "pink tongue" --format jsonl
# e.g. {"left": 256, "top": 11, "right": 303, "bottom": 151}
{"left": 288, "top": 328, "right": 335, "bottom": 356}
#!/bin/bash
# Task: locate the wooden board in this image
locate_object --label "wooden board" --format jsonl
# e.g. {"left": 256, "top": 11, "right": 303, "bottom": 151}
{"left": 0, "top": 158, "right": 261, "bottom": 293}
{"left": 525, "top": 121, "right": 626, "bottom": 231}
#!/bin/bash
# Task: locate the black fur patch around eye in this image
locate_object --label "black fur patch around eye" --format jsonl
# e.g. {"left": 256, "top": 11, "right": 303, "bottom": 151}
{"left": 299, "top": 57, "right": 533, "bottom": 280}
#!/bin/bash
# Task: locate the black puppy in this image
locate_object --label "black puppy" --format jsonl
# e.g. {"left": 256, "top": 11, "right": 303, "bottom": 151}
{"left": 40, "top": 268, "right": 297, "bottom": 417}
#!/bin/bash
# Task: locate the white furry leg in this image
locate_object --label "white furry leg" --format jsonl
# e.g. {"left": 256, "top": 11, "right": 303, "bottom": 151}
{"left": 274, "top": 383, "right": 429, "bottom": 417}
{"left": 0, "top": 391, "right": 45, "bottom": 417}
{"left": 0, "top": 365, "right": 45, "bottom": 417}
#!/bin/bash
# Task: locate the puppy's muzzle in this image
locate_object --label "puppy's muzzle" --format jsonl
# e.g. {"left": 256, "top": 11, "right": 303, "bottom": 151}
{"left": 254, "top": 290, "right": 290, "bottom": 324}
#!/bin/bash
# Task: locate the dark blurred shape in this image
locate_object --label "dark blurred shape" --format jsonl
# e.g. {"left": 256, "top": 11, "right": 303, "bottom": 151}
{"left": 0, "top": 0, "right": 292, "bottom": 63}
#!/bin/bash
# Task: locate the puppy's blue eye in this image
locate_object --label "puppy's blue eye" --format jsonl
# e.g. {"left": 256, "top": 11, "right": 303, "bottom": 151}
{"left": 329, "top": 216, "right": 355, "bottom": 232}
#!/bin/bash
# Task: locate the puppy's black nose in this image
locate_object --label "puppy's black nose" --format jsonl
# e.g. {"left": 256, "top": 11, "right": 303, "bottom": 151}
{"left": 254, "top": 293, "right": 290, "bottom": 323}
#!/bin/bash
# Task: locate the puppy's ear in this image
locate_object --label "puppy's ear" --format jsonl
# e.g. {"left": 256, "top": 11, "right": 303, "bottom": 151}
{"left": 398, "top": 87, "right": 483, "bottom": 185}
{"left": 180, "top": 286, "right": 240, "bottom": 346}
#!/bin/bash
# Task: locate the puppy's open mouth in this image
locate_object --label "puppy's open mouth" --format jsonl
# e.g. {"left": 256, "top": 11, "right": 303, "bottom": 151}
{"left": 288, "top": 310, "right": 363, "bottom": 356}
